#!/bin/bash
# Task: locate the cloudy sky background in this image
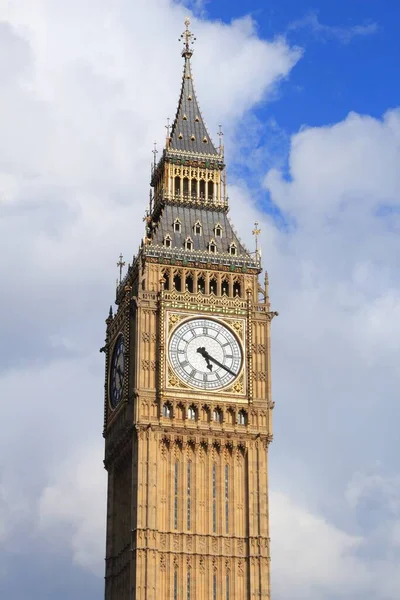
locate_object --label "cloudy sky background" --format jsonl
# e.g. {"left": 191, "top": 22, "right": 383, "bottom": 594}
{"left": 1, "top": 0, "right": 399, "bottom": 598}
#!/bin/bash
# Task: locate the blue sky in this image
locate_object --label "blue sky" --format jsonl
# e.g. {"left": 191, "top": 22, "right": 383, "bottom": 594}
{"left": 1, "top": 1, "right": 400, "bottom": 599}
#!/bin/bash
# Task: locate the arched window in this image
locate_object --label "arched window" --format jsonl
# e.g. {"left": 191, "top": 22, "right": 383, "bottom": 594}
{"left": 185, "top": 274, "right": 194, "bottom": 293}
{"left": 162, "top": 403, "right": 172, "bottom": 418}
{"left": 164, "top": 235, "right": 172, "bottom": 248}
{"left": 233, "top": 281, "right": 241, "bottom": 297}
{"left": 238, "top": 410, "right": 247, "bottom": 425}
{"left": 173, "top": 273, "right": 182, "bottom": 291}
{"left": 209, "top": 240, "right": 217, "bottom": 254}
{"left": 194, "top": 220, "right": 202, "bottom": 235}
{"left": 185, "top": 237, "right": 193, "bottom": 251}
{"left": 221, "top": 279, "right": 229, "bottom": 295}
{"left": 175, "top": 176, "right": 181, "bottom": 196}
{"left": 199, "top": 180, "right": 206, "bottom": 198}
{"left": 209, "top": 276, "right": 217, "bottom": 294}
{"left": 213, "top": 408, "right": 222, "bottom": 423}
{"left": 229, "top": 242, "right": 237, "bottom": 255}
{"left": 191, "top": 179, "right": 197, "bottom": 198}
{"left": 208, "top": 180, "right": 214, "bottom": 200}
{"left": 162, "top": 271, "right": 170, "bottom": 290}
{"left": 198, "top": 276, "right": 205, "bottom": 294}
{"left": 188, "top": 406, "right": 196, "bottom": 420}
{"left": 173, "top": 218, "right": 181, "bottom": 233}
{"left": 214, "top": 224, "right": 222, "bottom": 237}
{"left": 183, "top": 177, "right": 189, "bottom": 196}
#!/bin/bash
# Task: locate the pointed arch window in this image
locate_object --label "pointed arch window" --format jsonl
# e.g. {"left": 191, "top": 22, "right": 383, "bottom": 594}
{"left": 229, "top": 242, "right": 237, "bottom": 256}
{"left": 238, "top": 409, "right": 247, "bottom": 425}
{"left": 164, "top": 235, "right": 172, "bottom": 248}
{"left": 173, "top": 218, "right": 181, "bottom": 233}
{"left": 188, "top": 405, "right": 196, "bottom": 420}
{"left": 185, "top": 273, "right": 194, "bottom": 293}
{"left": 185, "top": 237, "right": 193, "bottom": 251}
{"left": 162, "top": 402, "right": 172, "bottom": 418}
{"left": 199, "top": 180, "right": 206, "bottom": 199}
{"left": 209, "top": 239, "right": 217, "bottom": 254}
{"left": 213, "top": 408, "right": 222, "bottom": 423}
{"left": 214, "top": 224, "right": 223, "bottom": 237}
{"left": 194, "top": 220, "right": 202, "bottom": 235}
{"left": 198, "top": 275, "right": 205, "bottom": 294}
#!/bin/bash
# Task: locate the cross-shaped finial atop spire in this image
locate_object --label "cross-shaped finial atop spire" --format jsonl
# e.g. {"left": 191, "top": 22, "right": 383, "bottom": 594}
{"left": 117, "top": 253, "right": 126, "bottom": 284}
{"left": 179, "top": 17, "right": 196, "bottom": 57}
{"left": 252, "top": 222, "right": 261, "bottom": 255}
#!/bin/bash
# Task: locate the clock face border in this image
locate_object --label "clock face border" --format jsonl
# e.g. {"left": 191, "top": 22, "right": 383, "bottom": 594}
{"left": 109, "top": 333, "right": 125, "bottom": 410}
{"left": 166, "top": 314, "right": 246, "bottom": 394}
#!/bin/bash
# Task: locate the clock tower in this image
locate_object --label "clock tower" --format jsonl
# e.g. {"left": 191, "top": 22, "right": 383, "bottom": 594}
{"left": 103, "top": 19, "right": 277, "bottom": 600}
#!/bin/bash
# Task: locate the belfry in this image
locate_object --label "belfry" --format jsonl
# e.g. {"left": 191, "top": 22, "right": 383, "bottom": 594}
{"left": 103, "top": 18, "right": 277, "bottom": 599}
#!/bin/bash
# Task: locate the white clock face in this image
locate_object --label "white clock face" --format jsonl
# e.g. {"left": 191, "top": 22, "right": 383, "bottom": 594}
{"left": 168, "top": 317, "right": 243, "bottom": 390}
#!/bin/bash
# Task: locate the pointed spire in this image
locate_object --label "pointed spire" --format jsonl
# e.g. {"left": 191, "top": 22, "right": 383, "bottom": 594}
{"left": 169, "top": 19, "right": 218, "bottom": 156}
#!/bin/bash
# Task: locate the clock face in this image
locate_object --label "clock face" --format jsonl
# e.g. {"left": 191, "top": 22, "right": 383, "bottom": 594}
{"left": 168, "top": 318, "right": 243, "bottom": 390}
{"left": 110, "top": 335, "right": 125, "bottom": 408}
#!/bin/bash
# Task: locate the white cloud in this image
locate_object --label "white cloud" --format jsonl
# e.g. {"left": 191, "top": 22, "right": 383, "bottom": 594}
{"left": 287, "top": 11, "right": 378, "bottom": 44}
{"left": 39, "top": 442, "right": 106, "bottom": 574}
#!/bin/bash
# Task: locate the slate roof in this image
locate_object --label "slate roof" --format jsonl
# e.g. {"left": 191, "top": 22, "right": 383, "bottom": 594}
{"left": 169, "top": 56, "right": 219, "bottom": 156}
{"left": 150, "top": 204, "right": 250, "bottom": 257}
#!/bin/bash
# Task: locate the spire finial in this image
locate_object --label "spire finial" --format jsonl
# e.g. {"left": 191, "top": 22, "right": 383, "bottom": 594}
{"left": 117, "top": 253, "right": 126, "bottom": 284}
{"left": 179, "top": 17, "right": 196, "bottom": 58}
{"left": 152, "top": 141, "right": 158, "bottom": 169}
{"left": 252, "top": 222, "right": 261, "bottom": 255}
{"left": 218, "top": 124, "right": 224, "bottom": 156}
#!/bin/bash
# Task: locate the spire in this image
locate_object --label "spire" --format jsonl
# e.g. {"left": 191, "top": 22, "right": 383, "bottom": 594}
{"left": 169, "top": 18, "right": 219, "bottom": 156}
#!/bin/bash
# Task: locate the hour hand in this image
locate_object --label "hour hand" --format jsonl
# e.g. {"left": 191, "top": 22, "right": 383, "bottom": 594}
{"left": 205, "top": 353, "right": 237, "bottom": 377}
{"left": 196, "top": 347, "right": 213, "bottom": 371}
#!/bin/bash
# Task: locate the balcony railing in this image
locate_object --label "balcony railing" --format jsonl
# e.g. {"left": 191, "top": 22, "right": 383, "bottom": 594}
{"left": 143, "top": 244, "right": 261, "bottom": 270}
{"left": 153, "top": 191, "right": 229, "bottom": 211}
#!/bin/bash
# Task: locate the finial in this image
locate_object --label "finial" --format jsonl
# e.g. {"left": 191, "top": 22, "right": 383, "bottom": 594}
{"left": 179, "top": 17, "right": 196, "bottom": 58}
{"left": 152, "top": 141, "right": 158, "bottom": 169}
{"left": 218, "top": 124, "right": 224, "bottom": 156}
{"left": 165, "top": 117, "right": 171, "bottom": 148}
{"left": 117, "top": 253, "right": 126, "bottom": 284}
{"left": 252, "top": 222, "right": 261, "bottom": 255}
{"left": 109, "top": 305, "right": 113, "bottom": 318}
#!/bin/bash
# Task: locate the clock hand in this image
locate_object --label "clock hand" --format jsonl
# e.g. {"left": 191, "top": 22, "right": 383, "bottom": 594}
{"left": 116, "top": 365, "right": 123, "bottom": 387}
{"left": 196, "top": 347, "right": 213, "bottom": 371}
{"left": 205, "top": 352, "right": 237, "bottom": 377}
{"left": 197, "top": 347, "right": 237, "bottom": 377}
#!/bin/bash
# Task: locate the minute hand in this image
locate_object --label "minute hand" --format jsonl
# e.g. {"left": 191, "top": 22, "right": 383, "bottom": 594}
{"left": 206, "top": 353, "right": 237, "bottom": 377}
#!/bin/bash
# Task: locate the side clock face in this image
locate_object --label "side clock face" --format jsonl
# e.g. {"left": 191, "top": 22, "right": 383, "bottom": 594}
{"left": 168, "top": 317, "right": 243, "bottom": 390}
{"left": 110, "top": 335, "right": 125, "bottom": 409}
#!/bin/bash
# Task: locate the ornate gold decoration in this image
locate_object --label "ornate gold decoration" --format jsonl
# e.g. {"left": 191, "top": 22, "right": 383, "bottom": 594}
{"left": 231, "top": 320, "right": 243, "bottom": 336}
{"left": 225, "top": 375, "right": 244, "bottom": 395}
{"left": 167, "top": 367, "right": 189, "bottom": 389}
{"left": 168, "top": 312, "right": 185, "bottom": 329}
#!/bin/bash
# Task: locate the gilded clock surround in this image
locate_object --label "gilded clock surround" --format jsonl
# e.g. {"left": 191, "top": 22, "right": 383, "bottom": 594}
{"left": 166, "top": 312, "right": 247, "bottom": 397}
{"left": 102, "top": 19, "right": 278, "bottom": 600}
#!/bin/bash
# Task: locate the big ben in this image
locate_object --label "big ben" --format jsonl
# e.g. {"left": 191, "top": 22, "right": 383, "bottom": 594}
{"left": 102, "top": 18, "right": 278, "bottom": 600}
